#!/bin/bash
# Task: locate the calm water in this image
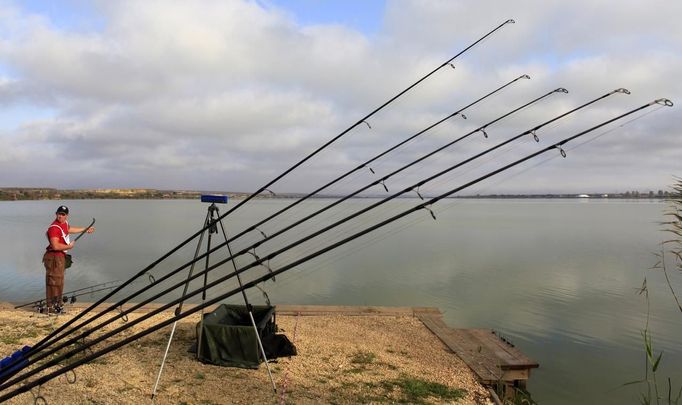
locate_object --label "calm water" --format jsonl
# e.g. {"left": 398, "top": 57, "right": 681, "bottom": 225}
{"left": 1, "top": 198, "right": 680, "bottom": 404}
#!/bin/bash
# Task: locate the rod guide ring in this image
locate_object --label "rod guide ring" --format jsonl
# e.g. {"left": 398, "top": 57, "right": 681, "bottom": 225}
{"left": 66, "top": 370, "right": 77, "bottom": 384}
{"left": 555, "top": 145, "right": 567, "bottom": 158}
{"left": 656, "top": 98, "right": 673, "bottom": 107}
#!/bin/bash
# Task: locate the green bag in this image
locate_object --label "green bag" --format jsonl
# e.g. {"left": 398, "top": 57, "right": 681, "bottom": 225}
{"left": 64, "top": 254, "right": 73, "bottom": 269}
{"left": 196, "top": 304, "right": 276, "bottom": 369}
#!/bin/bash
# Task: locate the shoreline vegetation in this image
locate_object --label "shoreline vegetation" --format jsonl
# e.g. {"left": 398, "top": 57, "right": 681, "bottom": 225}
{"left": 0, "top": 187, "right": 678, "bottom": 201}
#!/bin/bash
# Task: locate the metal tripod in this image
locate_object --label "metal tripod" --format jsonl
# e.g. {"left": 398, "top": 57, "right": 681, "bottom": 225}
{"left": 151, "top": 202, "right": 276, "bottom": 399}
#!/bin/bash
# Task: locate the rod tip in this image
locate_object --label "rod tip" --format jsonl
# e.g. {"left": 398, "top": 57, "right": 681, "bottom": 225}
{"left": 505, "top": 19, "right": 515, "bottom": 24}
{"left": 615, "top": 88, "right": 631, "bottom": 95}
{"left": 521, "top": 74, "right": 531, "bottom": 80}
{"left": 555, "top": 88, "right": 569, "bottom": 94}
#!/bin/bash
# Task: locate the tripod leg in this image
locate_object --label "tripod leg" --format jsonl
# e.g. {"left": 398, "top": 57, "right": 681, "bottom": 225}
{"left": 196, "top": 217, "right": 214, "bottom": 361}
{"left": 248, "top": 308, "right": 277, "bottom": 392}
{"left": 215, "top": 210, "right": 277, "bottom": 393}
{"left": 151, "top": 210, "right": 210, "bottom": 399}
{"left": 151, "top": 321, "right": 177, "bottom": 399}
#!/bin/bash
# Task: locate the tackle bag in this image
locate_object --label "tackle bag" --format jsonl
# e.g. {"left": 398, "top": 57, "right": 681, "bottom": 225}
{"left": 195, "top": 304, "right": 277, "bottom": 369}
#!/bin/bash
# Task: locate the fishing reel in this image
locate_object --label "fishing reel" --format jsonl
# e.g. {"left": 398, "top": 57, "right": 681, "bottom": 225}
{"left": 62, "top": 295, "right": 77, "bottom": 304}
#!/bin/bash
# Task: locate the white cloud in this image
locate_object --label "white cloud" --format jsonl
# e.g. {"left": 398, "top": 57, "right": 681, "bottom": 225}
{"left": 0, "top": 0, "right": 679, "bottom": 193}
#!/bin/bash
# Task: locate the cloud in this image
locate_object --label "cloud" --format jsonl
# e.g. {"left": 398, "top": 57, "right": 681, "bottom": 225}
{"left": 0, "top": 0, "right": 679, "bottom": 193}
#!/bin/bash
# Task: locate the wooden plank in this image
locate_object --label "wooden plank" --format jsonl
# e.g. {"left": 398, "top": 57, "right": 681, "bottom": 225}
{"left": 416, "top": 314, "right": 502, "bottom": 382}
{"left": 467, "top": 329, "right": 538, "bottom": 369}
{"left": 416, "top": 313, "right": 538, "bottom": 385}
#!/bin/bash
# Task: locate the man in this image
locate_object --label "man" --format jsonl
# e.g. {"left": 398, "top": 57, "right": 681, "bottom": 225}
{"left": 43, "top": 205, "right": 95, "bottom": 314}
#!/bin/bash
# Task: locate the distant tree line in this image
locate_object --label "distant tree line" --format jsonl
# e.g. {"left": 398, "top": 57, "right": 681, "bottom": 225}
{"left": 463, "top": 190, "right": 679, "bottom": 199}
{"left": 0, "top": 188, "right": 208, "bottom": 201}
{"left": 1, "top": 187, "right": 679, "bottom": 202}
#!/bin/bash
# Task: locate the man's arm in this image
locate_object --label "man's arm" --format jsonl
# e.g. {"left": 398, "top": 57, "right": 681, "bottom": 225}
{"left": 68, "top": 226, "right": 95, "bottom": 234}
{"left": 49, "top": 236, "right": 74, "bottom": 251}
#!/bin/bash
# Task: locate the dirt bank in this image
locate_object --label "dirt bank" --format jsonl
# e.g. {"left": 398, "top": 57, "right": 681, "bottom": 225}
{"left": 0, "top": 304, "right": 492, "bottom": 404}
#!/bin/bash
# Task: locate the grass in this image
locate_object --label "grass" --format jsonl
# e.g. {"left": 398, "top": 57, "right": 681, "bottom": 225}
{"left": 350, "top": 350, "right": 376, "bottom": 365}
{"left": 377, "top": 375, "right": 467, "bottom": 404}
{"left": 0, "top": 336, "right": 20, "bottom": 345}
{"left": 343, "top": 350, "right": 378, "bottom": 375}
{"left": 633, "top": 179, "right": 682, "bottom": 404}
{"left": 194, "top": 372, "right": 205, "bottom": 380}
{"left": 0, "top": 328, "right": 40, "bottom": 345}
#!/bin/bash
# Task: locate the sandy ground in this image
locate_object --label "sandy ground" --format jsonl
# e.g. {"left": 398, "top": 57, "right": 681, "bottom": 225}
{"left": 0, "top": 303, "right": 492, "bottom": 404}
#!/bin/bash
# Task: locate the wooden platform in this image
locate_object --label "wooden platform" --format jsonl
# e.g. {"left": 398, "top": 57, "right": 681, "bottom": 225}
{"left": 414, "top": 308, "right": 538, "bottom": 387}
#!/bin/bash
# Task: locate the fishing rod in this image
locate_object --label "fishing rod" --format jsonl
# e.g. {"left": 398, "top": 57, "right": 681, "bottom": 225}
{"left": 22, "top": 19, "right": 515, "bottom": 359}
{"left": 73, "top": 218, "right": 96, "bottom": 243}
{"left": 20, "top": 283, "right": 131, "bottom": 315}
{"left": 2, "top": 97, "right": 670, "bottom": 401}
{"left": 1, "top": 88, "right": 629, "bottom": 382}
{"left": 11, "top": 72, "right": 531, "bottom": 363}
{"left": 14, "top": 279, "right": 121, "bottom": 310}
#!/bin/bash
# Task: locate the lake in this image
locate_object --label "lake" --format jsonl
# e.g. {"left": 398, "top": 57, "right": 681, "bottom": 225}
{"left": 0, "top": 198, "right": 680, "bottom": 404}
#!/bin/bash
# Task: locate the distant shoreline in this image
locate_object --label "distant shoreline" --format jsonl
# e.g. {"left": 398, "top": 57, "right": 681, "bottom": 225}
{"left": 0, "top": 187, "right": 676, "bottom": 201}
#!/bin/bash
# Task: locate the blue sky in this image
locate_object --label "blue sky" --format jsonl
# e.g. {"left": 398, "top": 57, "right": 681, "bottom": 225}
{"left": 0, "top": 0, "right": 679, "bottom": 193}
{"left": 264, "top": 0, "right": 386, "bottom": 34}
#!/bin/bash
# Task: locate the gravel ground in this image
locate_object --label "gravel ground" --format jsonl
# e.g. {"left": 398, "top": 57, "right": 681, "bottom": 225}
{"left": 0, "top": 304, "right": 492, "bottom": 404}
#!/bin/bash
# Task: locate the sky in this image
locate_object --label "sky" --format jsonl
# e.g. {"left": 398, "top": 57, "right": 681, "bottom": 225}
{"left": 0, "top": 0, "right": 679, "bottom": 195}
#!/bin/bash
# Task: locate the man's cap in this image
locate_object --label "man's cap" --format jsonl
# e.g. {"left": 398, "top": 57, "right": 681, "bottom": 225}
{"left": 56, "top": 206, "right": 69, "bottom": 215}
